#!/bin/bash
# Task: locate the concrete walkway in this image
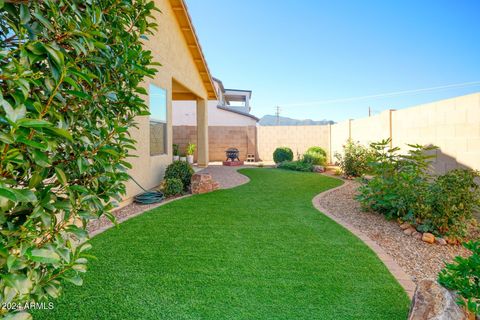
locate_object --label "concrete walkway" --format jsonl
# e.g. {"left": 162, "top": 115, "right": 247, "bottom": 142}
{"left": 197, "top": 164, "right": 251, "bottom": 189}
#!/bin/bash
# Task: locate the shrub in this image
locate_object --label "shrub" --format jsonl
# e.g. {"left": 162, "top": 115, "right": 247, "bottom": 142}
{"left": 356, "top": 139, "right": 434, "bottom": 220}
{"left": 357, "top": 139, "right": 478, "bottom": 239}
{"left": 420, "top": 169, "right": 480, "bottom": 238}
{"left": 273, "top": 147, "right": 293, "bottom": 163}
{"left": 306, "top": 146, "right": 327, "bottom": 165}
{"left": 301, "top": 153, "right": 316, "bottom": 165}
{"left": 165, "top": 161, "right": 194, "bottom": 191}
{"left": 439, "top": 241, "right": 480, "bottom": 316}
{"left": 163, "top": 178, "right": 184, "bottom": 197}
{"left": 0, "top": 1, "right": 159, "bottom": 318}
{"left": 334, "top": 139, "right": 371, "bottom": 177}
{"left": 278, "top": 160, "right": 313, "bottom": 172}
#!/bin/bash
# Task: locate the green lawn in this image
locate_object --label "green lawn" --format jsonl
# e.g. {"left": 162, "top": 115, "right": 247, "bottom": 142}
{"left": 34, "top": 169, "right": 410, "bottom": 319}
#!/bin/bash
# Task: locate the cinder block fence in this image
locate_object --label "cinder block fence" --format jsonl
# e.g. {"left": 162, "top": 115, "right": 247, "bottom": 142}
{"left": 173, "top": 93, "right": 480, "bottom": 173}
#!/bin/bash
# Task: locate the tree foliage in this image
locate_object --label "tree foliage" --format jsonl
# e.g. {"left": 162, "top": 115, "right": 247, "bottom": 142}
{"left": 0, "top": 0, "right": 159, "bottom": 317}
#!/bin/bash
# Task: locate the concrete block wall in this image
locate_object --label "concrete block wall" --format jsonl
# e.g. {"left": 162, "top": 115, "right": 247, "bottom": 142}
{"left": 391, "top": 93, "right": 480, "bottom": 173}
{"left": 173, "top": 126, "right": 257, "bottom": 161}
{"left": 330, "top": 120, "right": 350, "bottom": 163}
{"left": 330, "top": 93, "right": 480, "bottom": 173}
{"left": 173, "top": 93, "right": 479, "bottom": 173}
{"left": 256, "top": 125, "right": 330, "bottom": 161}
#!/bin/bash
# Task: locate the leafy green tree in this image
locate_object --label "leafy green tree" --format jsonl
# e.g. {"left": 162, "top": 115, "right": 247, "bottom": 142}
{"left": 0, "top": 1, "right": 159, "bottom": 318}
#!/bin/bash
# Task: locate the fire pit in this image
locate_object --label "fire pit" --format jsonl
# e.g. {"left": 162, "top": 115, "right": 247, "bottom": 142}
{"left": 225, "top": 148, "right": 240, "bottom": 162}
{"left": 223, "top": 148, "right": 243, "bottom": 166}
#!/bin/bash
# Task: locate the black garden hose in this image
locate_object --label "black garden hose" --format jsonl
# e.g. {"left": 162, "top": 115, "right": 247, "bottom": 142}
{"left": 129, "top": 175, "right": 164, "bottom": 204}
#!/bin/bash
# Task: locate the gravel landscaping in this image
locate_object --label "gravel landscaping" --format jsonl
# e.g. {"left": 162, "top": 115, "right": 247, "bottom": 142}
{"left": 318, "top": 177, "right": 478, "bottom": 282}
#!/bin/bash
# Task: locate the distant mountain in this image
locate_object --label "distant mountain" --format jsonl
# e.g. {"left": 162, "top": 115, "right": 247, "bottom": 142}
{"left": 259, "top": 115, "right": 335, "bottom": 126}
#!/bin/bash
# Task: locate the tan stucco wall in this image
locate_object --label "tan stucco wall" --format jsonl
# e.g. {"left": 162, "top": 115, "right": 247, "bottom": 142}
{"left": 125, "top": 0, "right": 209, "bottom": 201}
{"left": 173, "top": 126, "right": 257, "bottom": 161}
{"left": 256, "top": 125, "right": 331, "bottom": 161}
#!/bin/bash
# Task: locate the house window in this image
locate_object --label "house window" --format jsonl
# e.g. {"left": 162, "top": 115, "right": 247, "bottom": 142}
{"left": 149, "top": 84, "right": 167, "bottom": 156}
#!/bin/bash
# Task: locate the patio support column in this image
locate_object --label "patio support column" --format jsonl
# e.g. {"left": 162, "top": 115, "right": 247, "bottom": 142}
{"left": 196, "top": 97, "right": 209, "bottom": 167}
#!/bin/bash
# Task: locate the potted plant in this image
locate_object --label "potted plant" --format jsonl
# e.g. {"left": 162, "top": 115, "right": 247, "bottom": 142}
{"left": 186, "top": 142, "right": 196, "bottom": 164}
{"left": 173, "top": 144, "right": 179, "bottom": 161}
{"left": 179, "top": 153, "right": 187, "bottom": 162}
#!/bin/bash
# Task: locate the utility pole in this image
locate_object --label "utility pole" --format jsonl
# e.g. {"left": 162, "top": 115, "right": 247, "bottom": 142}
{"left": 275, "top": 106, "right": 281, "bottom": 125}
{"left": 368, "top": 106, "right": 371, "bottom": 117}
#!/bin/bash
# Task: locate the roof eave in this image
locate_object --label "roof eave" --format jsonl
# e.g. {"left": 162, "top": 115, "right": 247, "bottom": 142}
{"left": 170, "top": 0, "right": 218, "bottom": 100}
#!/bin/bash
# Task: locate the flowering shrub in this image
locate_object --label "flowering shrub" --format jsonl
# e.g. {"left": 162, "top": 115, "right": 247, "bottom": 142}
{"left": 334, "top": 139, "right": 371, "bottom": 177}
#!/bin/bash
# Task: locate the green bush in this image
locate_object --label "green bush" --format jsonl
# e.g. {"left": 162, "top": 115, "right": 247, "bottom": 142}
{"left": 273, "top": 147, "right": 293, "bottom": 163}
{"left": 439, "top": 241, "right": 480, "bottom": 316}
{"left": 334, "top": 139, "right": 371, "bottom": 177}
{"left": 163, "top": 178, "right": 184, "bottom": 197}
{"left": 278, "top": 160, "right": 313, "bottom": 172}
{"left": 421, "top": 169, "right": 480, "bottom": 238}
{"left": 301, "top": 153, "right": 316, "bottom": 165}
{"left": 357, "top": 139, "right": 478, "bottom": 239}
{"left": 306, "top": 146, "right": 327, "bottom": 165}
{"left": 0, "top": 1, "right": 159, "bottom": 317}
{"left": 165, "top": 160, "right": 194, "bottom": 191}
{"left": 356, "top": 139, "right": 434, "bottom": 220}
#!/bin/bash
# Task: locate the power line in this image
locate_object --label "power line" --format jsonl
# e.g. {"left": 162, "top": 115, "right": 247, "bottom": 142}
{"left": 278, "top": 81, "right": 480, "bottom": 108}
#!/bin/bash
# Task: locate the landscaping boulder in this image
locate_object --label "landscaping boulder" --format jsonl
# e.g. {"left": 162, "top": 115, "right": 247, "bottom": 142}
{"left": 400, "top": 222, "right": 412, "bottom": 230}
{"left": 313, "top": 165, "right": 325, "bottom": 173}
{"left": 408, "top": 280, "right": 467, "bottom": 320}
{"left": 191, "top": 173, "right": 220, "bottom": 194}
{"left": 422, "top": 233, "right": 435, "bottom": 244}
{"left": 436, "top": 238, "right": 447, "bottom": 246}
{"left": 404, "top": 227, "right": 416, "bottom": 236}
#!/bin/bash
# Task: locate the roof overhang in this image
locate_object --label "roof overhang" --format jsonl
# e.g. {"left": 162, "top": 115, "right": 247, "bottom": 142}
{"left": 169, "top": 0, "right": 218, "bottom": 100}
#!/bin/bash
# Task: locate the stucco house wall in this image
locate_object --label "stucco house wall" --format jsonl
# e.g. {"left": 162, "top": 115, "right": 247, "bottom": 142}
{"left": 125, "top": 0, "right": 212, "bottom": 202}
{"left": 173, "top": 100, "right": 258, "bottom": 126}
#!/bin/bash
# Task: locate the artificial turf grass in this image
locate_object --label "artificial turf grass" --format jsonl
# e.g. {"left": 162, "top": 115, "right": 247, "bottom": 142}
{"left": 34, "top": 169, "right": 410, "bottom": 320}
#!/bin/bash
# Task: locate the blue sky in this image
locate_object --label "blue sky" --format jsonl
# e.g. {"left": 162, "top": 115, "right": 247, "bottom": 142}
{"left": 185, "top": 0, "right": 480, "bottom": 122}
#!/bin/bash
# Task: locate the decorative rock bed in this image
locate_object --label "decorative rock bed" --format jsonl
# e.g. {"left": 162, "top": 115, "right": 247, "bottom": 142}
{"left": 317, "top": 178, "right": 477, "bottom": 282}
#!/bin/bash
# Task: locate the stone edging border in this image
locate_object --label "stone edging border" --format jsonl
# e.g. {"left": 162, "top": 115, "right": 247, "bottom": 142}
{"left": 312, "top": 179, "right": 416, "bottom": 299}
